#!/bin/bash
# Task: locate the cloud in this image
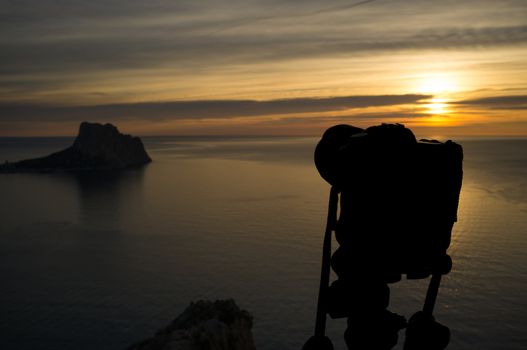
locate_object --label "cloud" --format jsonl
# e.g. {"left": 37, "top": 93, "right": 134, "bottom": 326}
{"left": 274, "top": 111, "right": 430, "bottom": 125}
{"left": 0, "top": 94, "right": 430, "bottom": 122}
{"left": 1, "top": 1, "right": 526, "bottom": 78}
{"left": 2, "top": 24, "right": 526, "bottom": 78}
{"left": 1, "top": 0, "right": 527, "bottom": 111}
{"left": 455, "top": 95, "right": 527, "bottom": 110}
{"left": 209, "top": 0, "right": 378, "bottom": 35}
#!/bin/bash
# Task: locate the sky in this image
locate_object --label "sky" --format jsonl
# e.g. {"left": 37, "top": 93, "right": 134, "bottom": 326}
{"left": 1, "top": 0, "right": 526, "bottom": 137}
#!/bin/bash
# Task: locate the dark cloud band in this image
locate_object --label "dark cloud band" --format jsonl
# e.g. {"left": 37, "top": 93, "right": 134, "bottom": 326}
{"left": 455, "top": 95, "right": 527, "bottom": 110}
{"left": 0, "top": 94, "right": 430, "bottom": 122}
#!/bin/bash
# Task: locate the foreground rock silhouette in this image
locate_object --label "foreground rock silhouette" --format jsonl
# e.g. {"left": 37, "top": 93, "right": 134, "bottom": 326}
{"left": 127, "top": 299, "right": 256, "bottom": 350}
{"left": 0, "top": 122, "right": 151, "bottom": 172}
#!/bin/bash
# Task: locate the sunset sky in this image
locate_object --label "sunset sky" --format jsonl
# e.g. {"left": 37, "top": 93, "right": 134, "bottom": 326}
{"left": 1, "top": 0, "right": 526, "bottom": 137}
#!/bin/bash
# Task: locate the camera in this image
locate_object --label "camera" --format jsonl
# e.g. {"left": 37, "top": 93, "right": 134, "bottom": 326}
{"left": 315, "top": 123, "right": 463, "bottom": 285}
{"left": 302, "top": 123, "right": 462, "bottom": 349}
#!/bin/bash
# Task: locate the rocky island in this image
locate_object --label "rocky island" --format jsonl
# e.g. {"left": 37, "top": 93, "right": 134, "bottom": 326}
{"left": 0, "top": 122, "right": 151, "bottom": 172}
{"left": 127, "top": 299, "right": 256, "bottom": 350}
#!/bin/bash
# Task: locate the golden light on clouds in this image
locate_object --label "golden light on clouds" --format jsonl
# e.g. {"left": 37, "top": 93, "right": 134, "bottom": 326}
{"left": 1, "top": 1, "right": 527, "bottom": 136}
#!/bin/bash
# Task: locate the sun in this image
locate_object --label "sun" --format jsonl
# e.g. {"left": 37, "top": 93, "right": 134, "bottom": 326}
{"left": 417, "top": 73, "right": 458, "bottom": 95}
{"left": 424, "top": 97, "right": 449, "bottom": 115}
{"left": 414, "top": 73, "right": 458, "bottom": 116}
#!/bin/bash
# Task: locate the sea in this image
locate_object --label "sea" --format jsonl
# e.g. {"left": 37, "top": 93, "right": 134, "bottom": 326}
{"left": 0, "top": 136, "right": 526, "bottom": 350}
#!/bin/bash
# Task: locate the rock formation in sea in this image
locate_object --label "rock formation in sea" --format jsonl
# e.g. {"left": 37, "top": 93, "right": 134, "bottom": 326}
{"left": 127, "top": 299, "right": 256, "bottom": 350}
{"left": 0, "top": 122, "right": 151, "bottom": 172}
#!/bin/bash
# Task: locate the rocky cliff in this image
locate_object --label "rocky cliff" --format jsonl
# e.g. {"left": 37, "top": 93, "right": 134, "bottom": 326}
{"left": 127, "top": 299, "right": 256, "bottom": 350}
{"left": 0, "top": 122, "right": 151, "bottom": 172}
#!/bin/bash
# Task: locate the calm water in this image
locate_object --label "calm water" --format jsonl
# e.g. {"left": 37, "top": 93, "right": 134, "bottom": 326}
{"left": 0, "top": 136, "right": 526, "bottom": 350}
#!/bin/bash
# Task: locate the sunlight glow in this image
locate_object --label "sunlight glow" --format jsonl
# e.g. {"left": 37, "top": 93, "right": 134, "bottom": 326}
{"left": 417, "top": 73, "right": 458, "bottom": 95}
{"left": 424, "top": 115, "right": 451, "bottom": 124}
{"left": 424, "top": 98, "right": 449, "bottom": 115}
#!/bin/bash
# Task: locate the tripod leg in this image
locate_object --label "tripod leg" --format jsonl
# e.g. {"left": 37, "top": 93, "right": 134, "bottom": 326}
{"left": 302, "top": 187, "right": 339, "bottom": 350}
{"left": 423, "top": 273, "right": 442, "bottom": 316}
{"left": 404, "top": 274, "right": 450, "bottom": 350}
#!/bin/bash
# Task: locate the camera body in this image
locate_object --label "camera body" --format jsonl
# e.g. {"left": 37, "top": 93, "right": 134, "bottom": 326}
{"left": 315, "top": 124, "right": 463, "bottom": 283}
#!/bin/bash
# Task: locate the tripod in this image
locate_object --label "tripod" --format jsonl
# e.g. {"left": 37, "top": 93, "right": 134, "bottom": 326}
{"left": 303, "top": 186, "right": 451, "bottom": 350}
